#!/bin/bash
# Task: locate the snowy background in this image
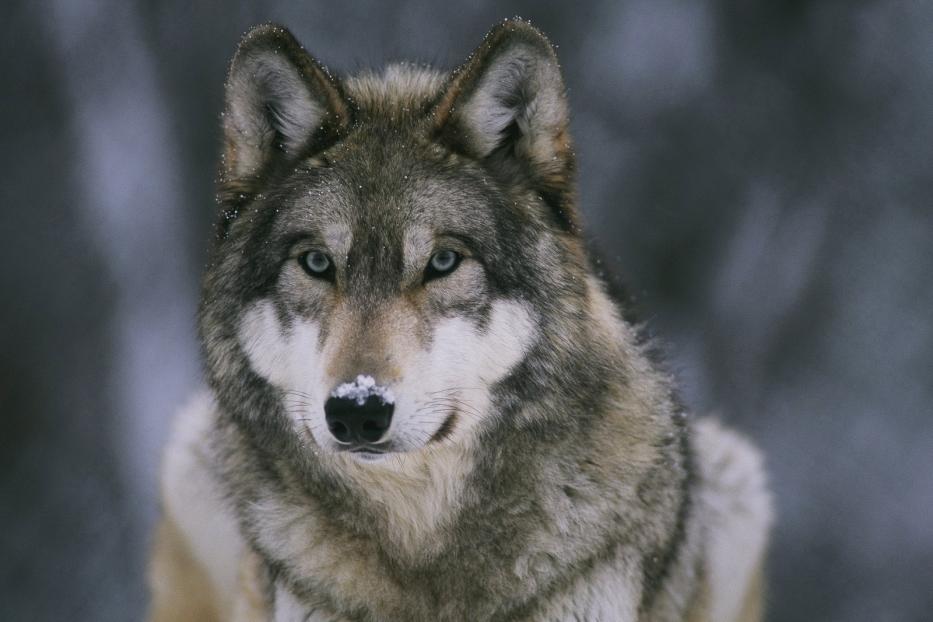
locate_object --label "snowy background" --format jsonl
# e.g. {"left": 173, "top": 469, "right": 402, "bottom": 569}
{"left": 2, "top": 1, "right": 932, "bottom": 620}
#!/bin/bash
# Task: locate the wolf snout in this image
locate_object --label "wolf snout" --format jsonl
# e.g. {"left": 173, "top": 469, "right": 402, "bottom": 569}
{"left": 325, "top": 375, "right": 395, "bottom": 444}
{"left": 324, "top": 395, "right": 393, "bottom": 444}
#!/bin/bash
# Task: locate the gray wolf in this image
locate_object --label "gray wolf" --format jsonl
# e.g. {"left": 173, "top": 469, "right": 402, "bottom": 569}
{"left": 148, "top": 19, "right": 772, "bottom": 621}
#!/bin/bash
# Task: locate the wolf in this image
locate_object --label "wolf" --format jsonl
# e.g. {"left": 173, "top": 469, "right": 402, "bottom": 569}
{"left": 148, "top": 19, "right": 772, "bottom": 622}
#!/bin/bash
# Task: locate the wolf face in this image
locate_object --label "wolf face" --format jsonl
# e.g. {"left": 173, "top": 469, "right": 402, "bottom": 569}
{"left": 232, "top": 182, "right": 539, "bottom": 460}
{"left": 200, "top": 23, "right": 584, "bottom": 468}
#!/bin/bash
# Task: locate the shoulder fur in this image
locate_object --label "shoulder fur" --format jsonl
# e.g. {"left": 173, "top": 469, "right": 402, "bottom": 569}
{"left": 693, "top": 418, "right": 774, "bottom": 622}
{"left": 150, "top": 390, "right": 246, "bottom": 620}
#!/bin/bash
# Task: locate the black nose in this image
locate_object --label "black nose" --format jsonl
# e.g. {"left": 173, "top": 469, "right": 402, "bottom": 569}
{"left": 324, "top": 395, "right": 394, "bottom": 444}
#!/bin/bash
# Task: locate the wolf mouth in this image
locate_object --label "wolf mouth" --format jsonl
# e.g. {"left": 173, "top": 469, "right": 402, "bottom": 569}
{"left": 429, "top": 411, "right": 458, "bottom": 444}
{"left": 332, "top": 408, "right": 459, "bottom": 459}
{"left": 346, "top": 448, "right": 390, "bottom": 463}
{"left": 345, "top": 446, "right": 387, "bottom": 455}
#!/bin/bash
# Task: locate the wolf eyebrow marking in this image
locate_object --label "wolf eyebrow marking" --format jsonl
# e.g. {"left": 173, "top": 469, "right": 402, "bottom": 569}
{"left": 278, "top": 223, "right": 350, "bottom": 256}
{"left": 278, "top": 234, "right": 335, "bottom": 267}
{"left": 435, "top": 231, "right": 479, "bottom": 253}
{"left": 280, "top": 230, "right": 326, "bottom": 248}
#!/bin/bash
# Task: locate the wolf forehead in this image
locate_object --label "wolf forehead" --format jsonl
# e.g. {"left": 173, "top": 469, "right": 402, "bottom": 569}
{"left": 210, "top": 19, "right": 583, "bottom": 307}
{"left": 219, "top": 19, "right": 576, "bottom": 230}
{"left": 221, "top": 65, "right": 518, "bottom": 246}
{"left": 343, "top": 64, "right": 448, "bottom": 118}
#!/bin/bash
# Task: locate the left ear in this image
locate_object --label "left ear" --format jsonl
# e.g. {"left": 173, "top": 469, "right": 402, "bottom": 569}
{"left": 434, "top": 19, "right": 577, "bottom": 231}
{"left": 222, "top": 24, "right": 350, "bottom": 184}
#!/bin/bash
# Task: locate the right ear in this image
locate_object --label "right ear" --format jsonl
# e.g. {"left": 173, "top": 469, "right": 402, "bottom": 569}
{"left": 432, "top": 20, "right": 577, "bottom": 232}
{"left": 221, "top": 24, "right": 349, "bottom": 184}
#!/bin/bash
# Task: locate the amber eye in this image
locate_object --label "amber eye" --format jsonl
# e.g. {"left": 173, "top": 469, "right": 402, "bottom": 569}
{"left": 299, "top": 251, "right": 334, "bottom": 281}
{"left": 424, "top": 250, "right": 461, "bottom": 282}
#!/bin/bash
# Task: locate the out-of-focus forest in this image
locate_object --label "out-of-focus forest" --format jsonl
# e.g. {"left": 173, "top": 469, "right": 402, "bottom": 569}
{"left": 2, "top": 1, "right": 931, "bottom": 620}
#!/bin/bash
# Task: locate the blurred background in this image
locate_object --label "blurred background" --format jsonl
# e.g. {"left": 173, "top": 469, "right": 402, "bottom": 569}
{"left": 2, "top": 1, "right": 932, "bottom": 620}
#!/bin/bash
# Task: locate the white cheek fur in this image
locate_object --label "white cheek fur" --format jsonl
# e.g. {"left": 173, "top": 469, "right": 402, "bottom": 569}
{"left": 390, "top": 300, "right": 536, "bottom": 449}
{"left": 238, "top": 300, "right": 330, "bottom": 445}
{"left": 237, "top": 298, "right": 537, "bottom": 454}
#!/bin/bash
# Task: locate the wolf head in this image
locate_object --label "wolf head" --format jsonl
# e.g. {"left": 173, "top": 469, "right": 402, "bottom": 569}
{"left": 200, "top": 20, "right": 607, "bottom": 469}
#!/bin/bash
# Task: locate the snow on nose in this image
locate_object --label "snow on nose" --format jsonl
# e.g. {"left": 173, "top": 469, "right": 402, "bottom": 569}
{"left": 330, "top": 374, "right": 395, "bottom": 406}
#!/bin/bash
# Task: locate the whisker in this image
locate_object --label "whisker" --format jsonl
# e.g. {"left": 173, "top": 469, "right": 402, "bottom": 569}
{"left": 426, "top": 386, "right": 485, "bottom": 395}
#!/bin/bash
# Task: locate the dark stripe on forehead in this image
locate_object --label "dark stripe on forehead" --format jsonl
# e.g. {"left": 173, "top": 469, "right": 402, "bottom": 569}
{"left": 344, "top": 224, "right": 406, "bottom": 301}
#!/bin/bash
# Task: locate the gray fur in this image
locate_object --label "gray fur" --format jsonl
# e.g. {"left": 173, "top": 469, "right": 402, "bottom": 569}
{"left": 151, "top": 19, "right": 772, "bottom": 622}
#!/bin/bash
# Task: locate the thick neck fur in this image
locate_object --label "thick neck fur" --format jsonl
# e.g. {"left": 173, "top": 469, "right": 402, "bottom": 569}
{"left": 210, "top": 275, "right": 688, "bottom": 620}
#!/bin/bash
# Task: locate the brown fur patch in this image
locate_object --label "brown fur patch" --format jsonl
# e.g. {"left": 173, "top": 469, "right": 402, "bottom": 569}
{"left": 230, "top": 549, "right": 272, "bottom": 621}
{"left": 737, "top": 563, "right": 765, "bottom": 622}
{"left": 684, "top": 570, "right": 712, "bottom": 622}
{"left": 147, "top": 517, "right": 222, "bottom": 622}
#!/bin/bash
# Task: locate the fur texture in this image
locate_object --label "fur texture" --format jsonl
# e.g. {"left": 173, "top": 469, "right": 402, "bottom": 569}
{"left": 149, "top": 19, "right": 772, "bottom": 621}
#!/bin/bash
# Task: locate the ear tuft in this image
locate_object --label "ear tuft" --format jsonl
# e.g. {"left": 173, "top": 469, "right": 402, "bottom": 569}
{"left": 434, "top": 19, "right": 576, "bottom": 230}
{"left": 222, "top": 24, "right": 349, "bottom": 182}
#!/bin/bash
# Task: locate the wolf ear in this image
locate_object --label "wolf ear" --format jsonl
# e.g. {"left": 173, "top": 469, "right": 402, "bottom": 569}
{"left": 222, "top": 24, "right": 349, "bottom": 183}
{"left": 434, "top": 20, "right": 577, "bottom": 231}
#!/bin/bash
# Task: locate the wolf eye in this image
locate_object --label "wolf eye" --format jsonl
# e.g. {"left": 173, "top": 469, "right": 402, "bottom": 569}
{"left": 424, "top": 250, "right": 461, "bottom": 282}
{"left": 299, "top": 251, "right": 334, "bottom": 280}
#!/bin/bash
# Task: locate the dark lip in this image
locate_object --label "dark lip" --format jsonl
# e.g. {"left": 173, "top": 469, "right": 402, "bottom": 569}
{"left": 344, "top": 446, "right": 387, "bottom": 454}
{"left": 429, "top": 411, "right": 459, "bottom": 444}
